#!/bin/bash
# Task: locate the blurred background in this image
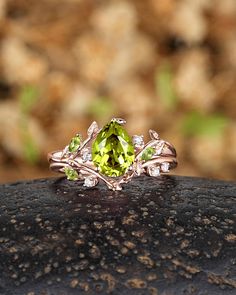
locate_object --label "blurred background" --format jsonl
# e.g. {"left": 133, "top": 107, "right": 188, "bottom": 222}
{"left": 0, "top": 0, "right": 236, "bottom": 183}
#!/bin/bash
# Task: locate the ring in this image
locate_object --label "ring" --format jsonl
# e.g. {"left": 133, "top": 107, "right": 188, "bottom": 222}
{"left": 48, "top": 118, "right": 177, "bottom": 191}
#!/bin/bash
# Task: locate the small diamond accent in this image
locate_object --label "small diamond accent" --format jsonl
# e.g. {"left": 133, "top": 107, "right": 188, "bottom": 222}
{"left": 134, "top": 162, "right": 144, "bottom": 176}
{"left": 84, "top": 177, "right": 97, "bottom": 187}
{"left": 148, "top": 166, "right": 160, "bottom": 177}
{"left": 161, "top": 162, "right": 170, "bottom": 173}
{"left": 133, "top": 135, "right": 144, "bottom": 148}
{"left": 81, "top": 149, "right": 92, "bottom": 162}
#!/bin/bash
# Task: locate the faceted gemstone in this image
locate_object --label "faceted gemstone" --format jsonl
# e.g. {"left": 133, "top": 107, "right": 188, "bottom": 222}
{"left": 68, "top": 135, "right": 81, "bottom": 153}
{"left": 92, "top": 121, "right": 135, "bottom": 177}
{"left": 141, "top": 147, "right": 155, "bottom": 161}
{"left": 148, "top": 166, "right": 160, "bottom": 177}
{"left": 81, "top": 148, "right": 92, "bottom": 162}
{"left": 64, "top": 167, "right": 79, "bottom": 180}
{"left": 84, "top": 176, "right": 97, "bottom": 187}
{"left": 132, "top": 135, "right": 144, "bottom": 148}
{"left": 135, "top": 161, "right": 144, "bottom": 176}
{"left": 161, "top": 162, "right": 170, "bottom": 172}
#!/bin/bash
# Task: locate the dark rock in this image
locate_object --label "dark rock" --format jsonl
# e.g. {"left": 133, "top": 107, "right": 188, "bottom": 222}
{"left": 0, "top": 175, "right": 235, "bottom": 295}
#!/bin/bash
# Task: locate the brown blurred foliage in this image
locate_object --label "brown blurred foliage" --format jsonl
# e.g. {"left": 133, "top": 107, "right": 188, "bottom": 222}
{"left": 0, "top": 0, "right": 236, "bottom": 182}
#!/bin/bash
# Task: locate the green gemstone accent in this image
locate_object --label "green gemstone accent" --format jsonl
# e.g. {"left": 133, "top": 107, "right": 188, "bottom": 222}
{"left": 64, "top": 167, "right": 79, "bottom": 181}
{"left": 92, "top": 121, "right": 135, "bottom": 177}
{"left": 68, "top": 135, "right": 81, "bottom": 153}
{"left": 141, "top": 147, "right": 155, "bottom": 161}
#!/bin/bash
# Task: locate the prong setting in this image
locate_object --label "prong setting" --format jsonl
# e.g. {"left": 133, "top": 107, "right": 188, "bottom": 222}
{"left": 111, "top": 118, "right": 126, "bottom": 125}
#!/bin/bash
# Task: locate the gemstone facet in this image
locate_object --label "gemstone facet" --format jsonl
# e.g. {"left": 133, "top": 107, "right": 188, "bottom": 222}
{"left": 133, "top": 135, "right": 144, "bottom": 148}
{"left": 84, "top": 176, "right": 97, "bottom": 187}
{"left": 81, "top": 148, "right": 92, "bottom": 162}
{"left": 92, "top": 120, "right": 135, "bottom": 177}
{"left": 68, "top": 135, "right": 81, "bottom": 153}
{"left": 161, "top": 162, "right": 170, "bottom": 172}
{"left": 141, "top": 147, "right": 155, "bottom": 161}
{"left": 64, "top": 167, "right": 79, "bottom": 180}
{"left": 148, "top": 166, "right": 160, "bottom": 177}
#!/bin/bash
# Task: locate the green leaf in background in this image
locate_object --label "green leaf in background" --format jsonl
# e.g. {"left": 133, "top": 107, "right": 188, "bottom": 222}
{"left": 182, "top": 111, "right": 229, "bottom": 137}
{"left": 19, "top": 85, "right": 39, "bottom": 114}
{"left": 155, "top": 63, "right": 178, "bottom": 110}
{"left": 22, "top": 129, "right": 40, "bottom": 164}
{"left": 19, "top": 85, "right": 40, "bottom": 164}
{"left": 88, "top": 96, "right": 114, "bottom": 120}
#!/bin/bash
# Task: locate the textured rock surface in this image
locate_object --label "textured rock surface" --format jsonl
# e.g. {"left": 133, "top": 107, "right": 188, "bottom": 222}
{"left": 0, "top": 175, "right": 235, "bottom": 295}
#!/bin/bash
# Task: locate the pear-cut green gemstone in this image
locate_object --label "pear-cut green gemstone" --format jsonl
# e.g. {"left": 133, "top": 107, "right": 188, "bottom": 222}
{"left": 68, "top": 135, "right": 81, "bottom": 153}
{"left": 64, "top": 167, "right": 79, "bottom": 181}
{"left": 92, "top": 121, "right": 135, "bottom": 177}
{"left": 141, "top": 147, "right": 155, "bottom": 161}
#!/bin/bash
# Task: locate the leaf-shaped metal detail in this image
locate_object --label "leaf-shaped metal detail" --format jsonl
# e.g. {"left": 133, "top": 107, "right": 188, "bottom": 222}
{"left": 149, "top": 129, "right": 159, "bottom": 140}
{"left": 87, "top": 121, "right": 99, "bottom": 137}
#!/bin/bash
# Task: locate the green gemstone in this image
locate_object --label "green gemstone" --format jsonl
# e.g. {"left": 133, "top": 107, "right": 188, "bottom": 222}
{"left": 141, "top": 147, "right": 155, "bottom": 161}
{"left": 64, "top": 167, "right": 79, "bottom": 181}
{"left": 92, "top": 121, "right": 135, "bottom": 177}
{"left": 68, "top": 135, "right": 81, "bottom": 153}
